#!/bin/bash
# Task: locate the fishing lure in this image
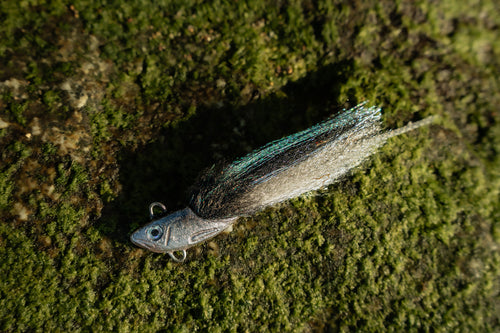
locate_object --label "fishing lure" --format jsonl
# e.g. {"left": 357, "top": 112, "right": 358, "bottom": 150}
{"left": 130, "top": 103, "right": 435, "bottom": 261}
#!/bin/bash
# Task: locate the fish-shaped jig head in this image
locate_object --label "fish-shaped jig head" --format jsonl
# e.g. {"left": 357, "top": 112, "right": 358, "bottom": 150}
{"left": 130, "top": 103, "right": 435, "bottom": 261}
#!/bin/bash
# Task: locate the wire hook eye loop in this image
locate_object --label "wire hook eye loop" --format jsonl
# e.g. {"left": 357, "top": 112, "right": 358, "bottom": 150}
{"left": 149, "top": 202, "right": 167, "bottom": 220}
{"left": 168, "top": 250, "right": 187, "bottom": 262}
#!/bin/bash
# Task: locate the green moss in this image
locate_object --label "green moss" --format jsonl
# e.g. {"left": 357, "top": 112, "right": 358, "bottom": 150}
{"left": 42, "top": 90, "right": 61, "bottom": 109}
{"left": 2, "top": 93, "right": 28, "bottom": 126}
{"left": 0, "top": 0, "right": 499, "bottom": 331}
{"left": 0, "top": 142, "right": 31, "bottom": 210}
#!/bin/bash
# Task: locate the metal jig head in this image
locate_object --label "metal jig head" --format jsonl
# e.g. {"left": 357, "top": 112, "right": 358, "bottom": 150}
{"left": 130, "top": 202, "right": 236, "bottom": 262}
{"left": 130, "top": 103, "right": 435, "bottom": 261}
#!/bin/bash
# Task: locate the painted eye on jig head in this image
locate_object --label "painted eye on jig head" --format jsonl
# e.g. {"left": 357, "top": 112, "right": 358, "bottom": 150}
{"left": 148, "top": 226, "right": 163, "bottom": 241}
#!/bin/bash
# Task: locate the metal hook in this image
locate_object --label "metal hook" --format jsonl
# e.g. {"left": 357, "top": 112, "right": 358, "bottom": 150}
{"left": 168, "top": 250, "right": 187, "bottom": 262}
{"left": 149, "top": 202, "right": 167, "bottom": 220}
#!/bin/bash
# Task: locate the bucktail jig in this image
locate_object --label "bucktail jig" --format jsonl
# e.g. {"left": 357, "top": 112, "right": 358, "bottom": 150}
{"left": 130, "top": 103, "right": 435, "bottom": 262}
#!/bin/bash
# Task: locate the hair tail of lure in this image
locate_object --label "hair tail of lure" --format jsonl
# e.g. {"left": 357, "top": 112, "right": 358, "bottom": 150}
{"left": 190, "top": 105, "right": 435, "bottom": 219}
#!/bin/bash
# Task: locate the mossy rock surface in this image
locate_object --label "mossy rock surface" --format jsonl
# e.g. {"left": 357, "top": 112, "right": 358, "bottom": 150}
{"left": 0, "top": 1, "right": 499, "bottom": 331}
